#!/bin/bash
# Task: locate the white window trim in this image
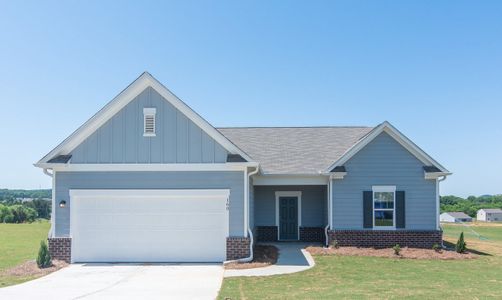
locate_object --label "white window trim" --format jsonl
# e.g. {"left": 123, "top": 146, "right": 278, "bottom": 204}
{"left": 143, "top": 107, "right": 156, "bottom": 137}
{"left": 275, "top": 191, "right": 302, "bottom": 241}
{"left": 372, "top": 185, "right": 396, "bottom": 230}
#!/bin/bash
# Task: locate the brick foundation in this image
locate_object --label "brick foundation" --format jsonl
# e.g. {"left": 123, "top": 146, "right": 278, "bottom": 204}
{"left": 48, "top": 237, "right": 71, "bottom": 262}
{"left": 256, "top": 226, "right": 278, "bottom": 242}
{"left": 328, "top": 230, "right": 442, "bottom": 249}
{"left": 226, "top": 237, "right": 251, "bottom": 260}
{"left": 299, "top": 227, "right": 325, "bottom": 243}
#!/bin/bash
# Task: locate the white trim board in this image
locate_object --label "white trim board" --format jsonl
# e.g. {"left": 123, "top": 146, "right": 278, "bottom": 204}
{"left": 35, "top": 162, "right": 258, "bottom": 172}
{"left": 253, "top": 175, "right": 328, "bottom": 186}
{"left": 325, "top": 121, "right": 451, "bottom": 175}
{"left": 275, "top": 191, "right": 302, "bottom": 241}
{"left": 37, "top": 72, "right": 253, "bottom": 165}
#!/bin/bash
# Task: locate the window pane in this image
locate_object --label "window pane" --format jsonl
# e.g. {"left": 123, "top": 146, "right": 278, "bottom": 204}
{"left": 374, "top": 210, "right": 393, "bottom": 227}
{"left": 374, "top": 192, "right": 394, "bottom": 209}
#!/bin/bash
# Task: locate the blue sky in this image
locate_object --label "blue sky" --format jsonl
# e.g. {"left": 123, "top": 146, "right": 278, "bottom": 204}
{"left": 1, "top": 1, "right": 501, "bottom": 197}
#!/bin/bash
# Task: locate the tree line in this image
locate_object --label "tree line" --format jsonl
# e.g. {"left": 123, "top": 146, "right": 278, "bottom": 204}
{"left": 441, "top": 194, "right": 502, "bottom": 217}
{"left": 0, "top": 189, "right": 51, "bottom": 223}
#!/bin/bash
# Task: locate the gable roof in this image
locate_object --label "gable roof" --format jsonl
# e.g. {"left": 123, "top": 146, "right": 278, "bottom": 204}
{"left": 36, "top": 72, "right": 253, "bottom": 166}
{"left": 324, "top": 121, "right": 451, "bottom": 174}
{"left": 218, "top": 127, "right": 373, "bottom": 174}
{"left": 443, "top": 212, "right": 472, "bottom": 219}
{"left": 479, "top": 208, "right": 502, "bottom": 214}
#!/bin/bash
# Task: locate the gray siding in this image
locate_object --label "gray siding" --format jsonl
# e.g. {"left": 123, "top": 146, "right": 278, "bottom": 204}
{"left": 71, "top": 87, "right": 228, "bottom": 164}
{"left": 332, "top": 132, "right": 437, "bottom": 230}
{"left": 54, "top": 171, "right": 244, "bottom": 237}
{"left": 254, "top": 185, "right": 327, "bottom": 227}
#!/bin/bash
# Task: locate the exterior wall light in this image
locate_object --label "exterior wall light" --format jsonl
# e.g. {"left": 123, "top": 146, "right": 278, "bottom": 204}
{"left": 59, "top": 200, "right": 66, "bottom": 208}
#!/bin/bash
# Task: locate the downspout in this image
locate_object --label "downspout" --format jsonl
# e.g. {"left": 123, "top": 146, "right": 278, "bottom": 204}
{"left": 42, "top": 169, "right": 55, "bottom": 238}
{"left": 225, "top": 165, "right": 259, "bottom": 264}
{"left": 324, "top": 175, "right": 331, "bottom": 247}
{"left": 437, "top": 175, "right": 447, "bottom": 248}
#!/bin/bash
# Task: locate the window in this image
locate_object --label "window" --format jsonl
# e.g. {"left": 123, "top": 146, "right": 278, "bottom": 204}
{"left": 143, "top": 108, "right": 156, "bottom": 136}
{"left": 373, "top": 186, "right": 396, "bottom": 228}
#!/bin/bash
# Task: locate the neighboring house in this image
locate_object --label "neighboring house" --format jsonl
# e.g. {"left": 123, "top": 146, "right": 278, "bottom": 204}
{"left": 440, "top": 212, "right": 472, "bottom": 223}
{"left": 477, "top": 209, "right": 502, "bottom": 222}
{"left": 35, "top": 72, "right": 451, "bottom": 263}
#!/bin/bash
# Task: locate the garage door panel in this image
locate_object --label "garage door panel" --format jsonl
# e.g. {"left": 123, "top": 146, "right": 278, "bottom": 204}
{"left": 70, "top": 189, "right": 229, "bottom": 263}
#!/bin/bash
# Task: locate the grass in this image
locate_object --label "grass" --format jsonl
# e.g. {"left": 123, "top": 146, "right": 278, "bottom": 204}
{"left": 219, "top": 223, "right": 502, "bottom": 299}
{"left": 0, "top": 220, "right": 50, "bottom": 287}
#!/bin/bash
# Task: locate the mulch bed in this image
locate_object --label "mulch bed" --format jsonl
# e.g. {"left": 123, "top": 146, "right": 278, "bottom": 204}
{"left": 225, "top": 245, "right": 279, "bottom": 269}
{"left": 2, "top": 260, "right": 68, "bottom": 277}
{"left": 306, "top": 246, "right": 477, "bottom": 260}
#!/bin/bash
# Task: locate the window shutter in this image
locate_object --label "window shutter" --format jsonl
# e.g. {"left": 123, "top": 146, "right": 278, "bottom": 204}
{"left": 396, "top": 191, "right": 405, "bottom": 229}
{"left": 363, "top": 191, "right": 373, "bottom": 228}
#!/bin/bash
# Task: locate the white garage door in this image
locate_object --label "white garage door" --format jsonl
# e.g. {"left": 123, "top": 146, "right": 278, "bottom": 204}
{"left": 69, "top": 189, "right": 229, "bottom": 263}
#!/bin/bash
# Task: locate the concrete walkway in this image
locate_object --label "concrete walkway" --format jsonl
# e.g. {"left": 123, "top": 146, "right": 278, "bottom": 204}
{"left": 0, "top": 263, "right": 224, "bottom": 300}
{"left": 224, "top": 242, "right": 316, "bottom": 277}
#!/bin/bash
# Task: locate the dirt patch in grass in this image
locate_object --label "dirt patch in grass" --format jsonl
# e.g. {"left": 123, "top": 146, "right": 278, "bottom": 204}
{"left": 307, "top": 246, "right": 477, "bottom": 260}
{"left": 225, "top": 245, "right": 278, "bottom": 269}
{"left": 2, "top": 259, "right": 68, "bottom": 277}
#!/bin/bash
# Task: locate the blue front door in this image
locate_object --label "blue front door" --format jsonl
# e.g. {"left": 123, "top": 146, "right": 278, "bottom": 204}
{"left": 279, "top": 196, "right": 298, "bottom": 240}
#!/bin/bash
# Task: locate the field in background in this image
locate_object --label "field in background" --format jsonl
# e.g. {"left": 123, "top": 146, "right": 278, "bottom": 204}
{"left": 0, "top": 221, "right": 50, "bottom": 287}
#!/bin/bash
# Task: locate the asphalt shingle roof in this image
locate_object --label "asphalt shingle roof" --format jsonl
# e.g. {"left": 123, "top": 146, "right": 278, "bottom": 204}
{"left": 218, "top": 126, "right": 373, "bottom": 174}
{"left": 444, "top": 212, "right": 472, "bottom": 219}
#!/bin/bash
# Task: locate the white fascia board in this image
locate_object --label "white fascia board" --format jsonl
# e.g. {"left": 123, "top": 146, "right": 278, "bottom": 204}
{"left": 253, "top": 175, "right": 328, "bottom": 186}
{"left": 325, "top": 121, "right": 451, "bottom": 174}
{"left": 425, "top": 171, "right": 452, "bottom": 180}
{"left": 37, "top": 72, "right": 253, "bottom": 164}
{"left": 35, "top": 163, "right": 258, "bottom": 172}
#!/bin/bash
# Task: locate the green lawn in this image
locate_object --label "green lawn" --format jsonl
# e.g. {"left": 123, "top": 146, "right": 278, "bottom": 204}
{"left": 219, "top": 224, "right": 502, "bottom": 299}
{"left": 0, "top": 220, "right": 50, "bottom": 287}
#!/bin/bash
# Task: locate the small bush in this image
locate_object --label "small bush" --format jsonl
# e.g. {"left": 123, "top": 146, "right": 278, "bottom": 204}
{"left": 455, "top": 232, "right": 467, "bottom": 253}
{"left": 432, "top": 243, "right": 441, "bottom": 252}
{"left": 392, "top": 244, "right": 401, "bottom": 255}
{"left": 330, "top": 239, "right": 340, "bottom": 249}
{"left": 36, "top": 240, "right": 52, "bottom": 268}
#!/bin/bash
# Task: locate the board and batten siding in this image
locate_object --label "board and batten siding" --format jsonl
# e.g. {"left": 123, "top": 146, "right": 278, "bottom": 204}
{"left": 332, "top": 132, "right": 437, "bottom": 230}
{"left": 70, "top": 87, "right": 228, "bottom": 164}
{"left": 54, "top": 171, "right": 245, "bottom": 237}
{"left": 254, "top": 185, "right": 327, "bottom": 227}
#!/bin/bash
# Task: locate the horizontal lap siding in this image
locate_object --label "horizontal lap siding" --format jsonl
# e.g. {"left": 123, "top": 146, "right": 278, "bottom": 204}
{"left": 54, "top": 171, "right": 244, "bottom": 237}
{"left": 70, "top": 87, "right": 228, "bottom": 164}
{"left": 332, "top": 132, "right": 436, "bottom": 230}
{"left": 254, "top": 185, "right": 327, "bottom": 227}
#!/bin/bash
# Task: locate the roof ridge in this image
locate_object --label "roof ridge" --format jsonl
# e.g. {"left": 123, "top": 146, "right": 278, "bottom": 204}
{"left": 216, "top": 126, "right": 373, "bottom": 129}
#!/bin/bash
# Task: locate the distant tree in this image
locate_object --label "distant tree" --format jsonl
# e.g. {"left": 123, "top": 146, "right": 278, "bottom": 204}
{"left": 23, "top": 199, "right": 51, "bottom": 219}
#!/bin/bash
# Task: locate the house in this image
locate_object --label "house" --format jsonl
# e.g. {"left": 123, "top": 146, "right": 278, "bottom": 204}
{"left": 440, "top": 212, "right": 472, "bottom": 223}
{"left": 477, "top": 209, "right": 502, "bottom": 222}
{"left": 35, "top": 72, "right": 451, "bottom": 263}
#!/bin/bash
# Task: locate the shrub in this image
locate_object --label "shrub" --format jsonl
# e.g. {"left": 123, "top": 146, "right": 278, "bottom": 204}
{"left": 8, "top": 205, "right": 38, "bottom": 223}
{"left": 330, "top": 239, "right": 340, "bottom": 249}
{"left": 432, "top": 243, "right": 441, "bottom": 252}
{"left": 36, "top": 240, "right": 52, "bottom": 268}
{"left": 455, "top": 232, "right": 467, "bottom": 253}
{"left": 392, "top": 244, "right": 401, "bottom": 255}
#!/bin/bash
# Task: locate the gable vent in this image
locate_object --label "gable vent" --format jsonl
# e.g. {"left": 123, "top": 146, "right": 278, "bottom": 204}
{"left": 143, "top": 108, "right": 156, "bottom": 137}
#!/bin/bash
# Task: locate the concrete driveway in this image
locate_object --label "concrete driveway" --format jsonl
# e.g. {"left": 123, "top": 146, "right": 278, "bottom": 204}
{"left": 0, "top": 263, "right": 223, "bottom": 300}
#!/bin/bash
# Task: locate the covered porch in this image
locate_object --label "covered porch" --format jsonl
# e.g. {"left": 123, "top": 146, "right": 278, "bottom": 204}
{"left": 252, "top": 181, "right": 328, "bottom": 243}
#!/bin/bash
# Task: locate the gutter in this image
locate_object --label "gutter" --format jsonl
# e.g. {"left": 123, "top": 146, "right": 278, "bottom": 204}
{"left": 437, "top": 175, "right": 447, "bottom": 248}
